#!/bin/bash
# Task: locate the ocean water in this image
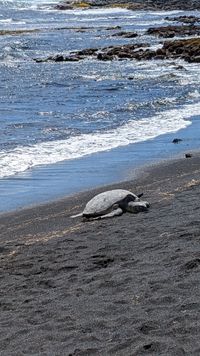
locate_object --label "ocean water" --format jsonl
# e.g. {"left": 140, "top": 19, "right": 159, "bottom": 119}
{"left": 0, "top": 0, "right": 200, "bottom": 212}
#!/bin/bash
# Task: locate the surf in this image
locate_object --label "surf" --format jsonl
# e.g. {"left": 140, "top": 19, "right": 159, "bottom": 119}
{"left": 1, "top": 100, "right": 199, "bottom": 178}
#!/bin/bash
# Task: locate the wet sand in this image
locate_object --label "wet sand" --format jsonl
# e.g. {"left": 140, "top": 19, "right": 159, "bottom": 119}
{"left": 0, "top": 154, "right": 200, "bottom": 355}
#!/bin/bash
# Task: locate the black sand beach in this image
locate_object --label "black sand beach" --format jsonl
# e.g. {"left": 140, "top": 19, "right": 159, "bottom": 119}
{"left": 1, "top": 154, "right": 200, "bottom": 355}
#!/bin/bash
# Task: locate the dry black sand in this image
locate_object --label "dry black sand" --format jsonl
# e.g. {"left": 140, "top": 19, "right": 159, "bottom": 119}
{"left": 1, "top": 155, "right": 200, "bottom": 355}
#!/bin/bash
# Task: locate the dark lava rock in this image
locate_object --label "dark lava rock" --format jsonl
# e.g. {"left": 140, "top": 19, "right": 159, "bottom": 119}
{"left": 97, "top": 52, "right": 113, "bottom": 61}
{"left": 128, "top": 0, "right": 200, "bottom": 11}
{"left": 185, "top": 153, "right": 192, "bottom": 158}
{"left": 147, "top": 25, "right": 200, "bottom": 38}
{"left": 165, "top": 15, "right": 200, "bottom": 24}
{"left": 172, "top": 138, "right": 183, "bottom": 144}
{"left": 162, "top": 38, "right": 200, "bottom": 63}
{"left": 75, "top": 48, "right": 98, "bottom": 56}
{"left": 54, "top": 0, "right": 200, "bottom": 12}
{"left": 102, "top": 43, "right": 148, "bottom": 58}
{"left": 54, "top": 55, "right": 65, "bottom": 62}
{"left": 105, "top": 26, "right": 121, "bottom": 30}
{"left": 188, "top": 55, "right": 200, "bottom": 63}
{"left": 112, "top": 31, "right": 138, "bottom": 38}
{"left": 54, "top": 3, "right": 73, "bottom": 10}
{"left": 35, "top": 36, "right": 200, "bottom": 64}
{"left": 0, "top": 29, "right": 40, "bottom": 36}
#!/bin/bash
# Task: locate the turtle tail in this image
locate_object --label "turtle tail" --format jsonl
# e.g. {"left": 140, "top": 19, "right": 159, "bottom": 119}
{"left": 70, "top": 212, "right": 83, "bottom": 218}
{"left": 137, "top": 193, "right": 143, "bottom": 198}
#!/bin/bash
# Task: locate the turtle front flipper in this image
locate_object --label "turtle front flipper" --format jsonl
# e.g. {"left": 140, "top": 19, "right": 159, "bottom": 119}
{"left": 89, "top": 207, "right": 123, "bottom": 220}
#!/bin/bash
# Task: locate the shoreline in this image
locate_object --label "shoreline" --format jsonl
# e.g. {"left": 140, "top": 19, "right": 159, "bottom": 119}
{"left": 0, "top": 145, "right": 197, "bottom": 218}
{"left": 2, "top": 112, "right": 200, "bottom": 215}
{"left": 1, "top": 152, "right": 200, "bottom": 355}
{"left": 1, "top": 149, "right": 200, "bottom": 219}
{"left": 1, "top": 5, "right": 200, "bottom": 354}
{"left": 1, "top": 5, "right": 200, "bottom": 214}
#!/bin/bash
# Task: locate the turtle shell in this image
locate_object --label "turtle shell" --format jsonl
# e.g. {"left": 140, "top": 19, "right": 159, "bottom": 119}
{"left": 83, "top": 189, "right": 138, "bottom": 217}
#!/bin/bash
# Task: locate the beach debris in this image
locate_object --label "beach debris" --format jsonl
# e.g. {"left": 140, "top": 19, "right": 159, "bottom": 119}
{"left": 185, "top": 153, "right": 192, "bottom": 158}
{"left": 71, "top": 189, "right": 150, "bottom": 220}
{"left": 172, "top": 138, "right": 183, "bottom": 144}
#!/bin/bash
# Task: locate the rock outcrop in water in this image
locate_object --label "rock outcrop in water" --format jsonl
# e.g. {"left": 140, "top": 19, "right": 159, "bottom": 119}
{"left": 54, "top": 0, "right": 200, "bottom": 11}
{"left": 31, "top": 9, "right": 200, "bottom": 66}
{"left": 35, "top": 43, "right": 147, "bottom": 62}
{"left": 111, "top": 31, "right": 138, "bottom": 38}
{"left": 0, "top": 29, "right": 40, "bottom": 36}
{"left": 127, "top": 0, "right": 200, "bottom": 11}
{"left": 35, "top": 38, "right": 200, "bottom": 64}
{"left": 46, "top": 1, "right": 199, "bottom": 64}
{"left": 161, "top": 38, "right": 200, "bottom": 63}
{"left": 147, "top": 25, "right": 200, "bottom": 38}
{"left": 98, "top": 38, "right": 200, "bottom": 63}
{"left": 165, "top": 15, "right": 200, "bottom": 24}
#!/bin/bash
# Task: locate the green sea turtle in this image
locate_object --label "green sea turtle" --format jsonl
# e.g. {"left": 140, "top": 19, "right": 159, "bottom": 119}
{"left": 71, "top": 189, "right": 150, "bottom": 220}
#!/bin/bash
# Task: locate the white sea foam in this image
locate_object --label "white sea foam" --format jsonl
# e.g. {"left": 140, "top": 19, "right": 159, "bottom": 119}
{"left": 148, "top": 44, "right": 163, "bottom": 51}
{"left": 0, "top": 0, "right": 58, "bottom": 10}
{"left": 0, "top": 18, "right": 26, "bottom": 25}
{"left": 148, "top": 10, "right": 184, "bottom": 15}
{"left": 58, "top": 8, "right": 130, "bottom": 16}
{"left": 125, "top": 96, "right": 177, "bottom": 112}
{"left": 1, "top": 101, "right": 200, "bottom": 178}
{"left": 188, "top": 90, "right": 200, "bottom": 98}
{"left": 137, "top": 19, "right": 166, "bottom": 26}
{"left": 0, "top": 18, "right": 13, "bottom": 23}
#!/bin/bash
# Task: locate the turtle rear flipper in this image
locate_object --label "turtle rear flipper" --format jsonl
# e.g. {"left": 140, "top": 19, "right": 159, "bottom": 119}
{"left": 70, "top": 212, "right": 83, "bottom": 218}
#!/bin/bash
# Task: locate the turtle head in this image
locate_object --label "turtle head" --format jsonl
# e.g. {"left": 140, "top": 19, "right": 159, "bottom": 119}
{"left": 127, "top": 200, "right": 150, "bottom": 213}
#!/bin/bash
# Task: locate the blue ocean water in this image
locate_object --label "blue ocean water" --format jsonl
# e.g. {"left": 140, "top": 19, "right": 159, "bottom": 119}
{"left": 0, "top": 0, "right": 200, "bottom": 212}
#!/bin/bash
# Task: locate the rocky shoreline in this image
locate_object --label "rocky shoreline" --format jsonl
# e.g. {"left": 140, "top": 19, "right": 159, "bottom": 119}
{"left": 35, "top": 38, "right": 200, "bottom": 63}
{"left": 55, "top": 0, "right": 200, "bottom": 11}
{"left": 35, "top": 13, "right": 200, "bottom": 65}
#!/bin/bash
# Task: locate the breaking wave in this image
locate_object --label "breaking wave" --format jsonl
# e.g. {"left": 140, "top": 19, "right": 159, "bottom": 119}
{"left": 1, "top": 101, "right": 200, "bottom": 178}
